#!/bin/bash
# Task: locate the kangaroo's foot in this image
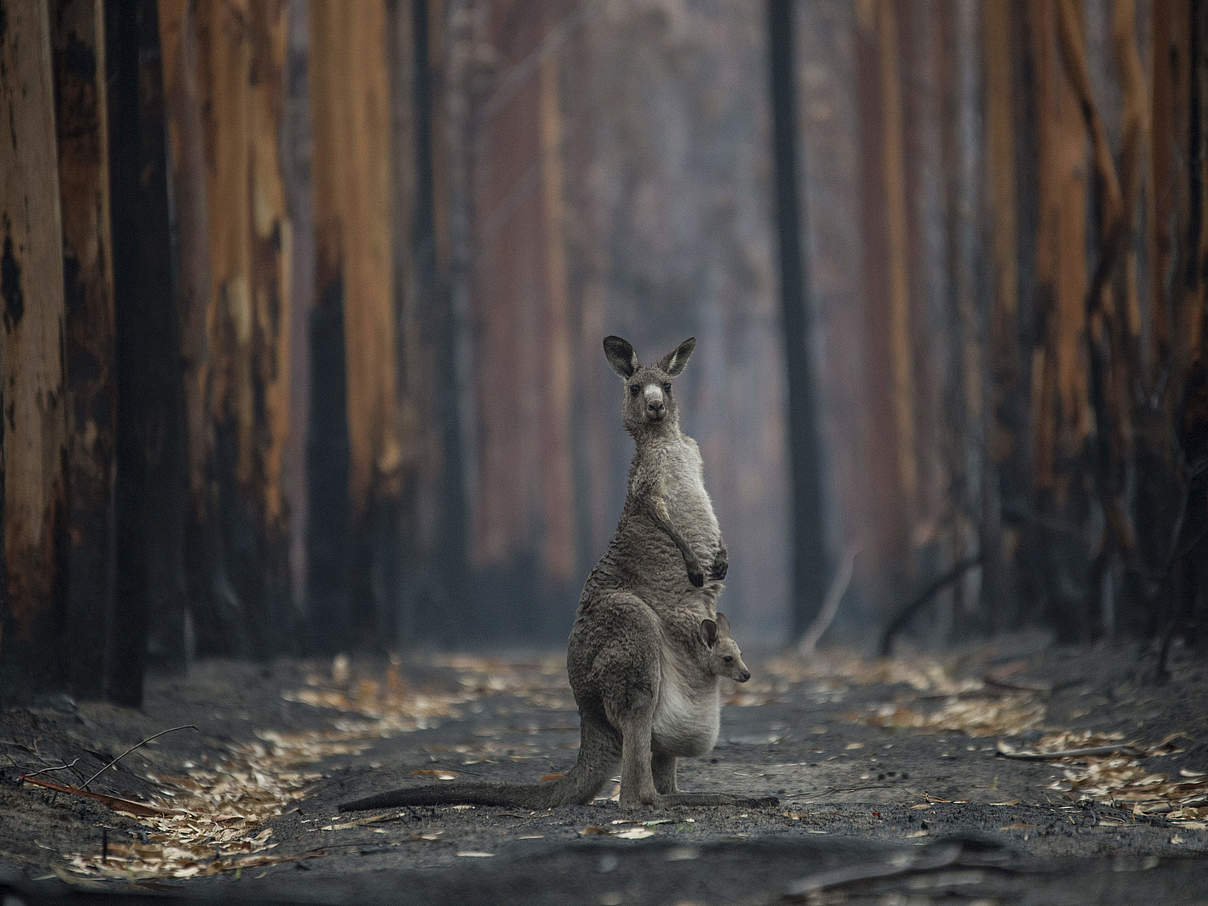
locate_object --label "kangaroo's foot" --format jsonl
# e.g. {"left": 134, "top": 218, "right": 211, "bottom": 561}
{"left": 618, "top": 785, "right": 664, "bottom": 808}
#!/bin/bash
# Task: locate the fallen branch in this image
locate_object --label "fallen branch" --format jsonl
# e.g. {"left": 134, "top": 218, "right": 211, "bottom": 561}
{"left": 995, "top": 740, "right": 1145, "bottom": 761}
{"left": 878, "top": 554, "right": 983, "bottom": 656}
{"left": 80, "top": 724, "right": 199, "bottom": 790}
{"left": 796, "top": 543, "right": 861, "bottom": 655}
{"left": 19, "top": 774, "right": 185, "bottom": 818}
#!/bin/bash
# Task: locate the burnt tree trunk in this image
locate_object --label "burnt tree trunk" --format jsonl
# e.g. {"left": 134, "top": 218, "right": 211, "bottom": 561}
{"left": 247, "top": 0, "right": 294, "bottom": 651}
{"left": 310, "top": 0, "right": 404, "bottom": 651}
{"left": 106, "top": 0, "right": 185, "bottom": 702}
{"left": 0, "top": 0, "right": 70, "bottom": 695}
{"left": 415, "top": 0, "right": 471, "bottom": 646}
{"left": 768, "top": 0, "right": 829, "bottom": 638}
{"left": 174, "top": 0, "right": 294, "bottom": 658}
{"left": 158, "top": 0, "right": 213, "bottom": 658}
{"left": 51, "top": 0, "right": 118, "bottom": 698}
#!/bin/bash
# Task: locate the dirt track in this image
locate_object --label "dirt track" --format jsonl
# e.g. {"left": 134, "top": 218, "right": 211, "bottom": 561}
{"left": 2, "top": 635, "right": 1207, "bottom": 904}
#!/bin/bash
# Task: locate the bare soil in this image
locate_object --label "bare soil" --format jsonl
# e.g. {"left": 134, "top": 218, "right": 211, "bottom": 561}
{"left": 2, "top": 634, "right": 1207, "bottom": 904}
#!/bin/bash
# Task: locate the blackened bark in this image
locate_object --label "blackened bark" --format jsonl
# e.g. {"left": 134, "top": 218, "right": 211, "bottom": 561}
{"left": 306, "top": 280, "right": 350, "bottom": 649}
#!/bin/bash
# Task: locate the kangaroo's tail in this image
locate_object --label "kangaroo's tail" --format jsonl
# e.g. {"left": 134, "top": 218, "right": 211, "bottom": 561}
{"left": 338, "top": 720, "right": 618, "bottom": 812}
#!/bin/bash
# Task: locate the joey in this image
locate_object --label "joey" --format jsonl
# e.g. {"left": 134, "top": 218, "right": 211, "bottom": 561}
{"left": 701, "top": 613, "right": 750, "bottom": 684}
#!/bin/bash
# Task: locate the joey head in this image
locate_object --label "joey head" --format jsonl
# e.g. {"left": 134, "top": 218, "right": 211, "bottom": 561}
{"left": 339, "top": 338, "right": 774, "bottom": 813}
{"left": 701, "top": 613, "right": 751, "bottom": 684}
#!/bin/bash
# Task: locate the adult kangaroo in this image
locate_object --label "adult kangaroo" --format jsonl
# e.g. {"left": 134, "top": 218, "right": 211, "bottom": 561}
{"left": 339, "top": 337, "right": 774, "bottom": 811}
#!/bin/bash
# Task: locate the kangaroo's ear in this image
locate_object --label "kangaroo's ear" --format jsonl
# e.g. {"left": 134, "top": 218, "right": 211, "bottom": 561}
{"left": 603, "top": 336, "right": 638, "bottom": 379}
{"left": 699, "top": 618, "right": 718, "bottom": 649}
{"left": 715, "top": 612, "right": 731, "bottom": 637}
{"left": 658, "top": 337, "right": 696, "bottom": 376}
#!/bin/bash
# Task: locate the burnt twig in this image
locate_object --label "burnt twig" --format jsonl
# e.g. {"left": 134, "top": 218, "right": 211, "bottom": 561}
{"left": 995, "top": 740, "right": 1145, "bottom": 761}
{"left": 20, "top": 757, "right": 81, "bottom": 779}
{"left": 796, "top": 543, "right": 860, "bottom": 656}
{"left": 878, "top": 555, "right": 983, "bottom": 656}
{"left": 80, "top": 725, "right": 199, "bottom": 790}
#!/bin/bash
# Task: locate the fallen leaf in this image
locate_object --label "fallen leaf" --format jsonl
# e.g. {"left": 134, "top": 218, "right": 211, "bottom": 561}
{"left": 615, "top": 827, "right": 655, "bottom": 840}
{"left": 411, "top": 769, "right": 459, "bottom": 781}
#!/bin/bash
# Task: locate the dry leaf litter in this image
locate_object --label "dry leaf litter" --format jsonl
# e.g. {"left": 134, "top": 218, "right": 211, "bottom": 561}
{"left": 60, "top": 655, "right": 508, "bottom": 879}
{"left": 55, "top": 648, "right": 1208, "bottom": 880}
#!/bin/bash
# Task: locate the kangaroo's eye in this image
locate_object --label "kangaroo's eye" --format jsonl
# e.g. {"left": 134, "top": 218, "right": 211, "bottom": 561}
{"left": 723, "top": 655, "right": 733, "bottom": 663}
{"left": 630, "top": 384, "right": 641, "bottom": 396}
{"left": 663, "top": 382, "right": 672, "bottom": 393}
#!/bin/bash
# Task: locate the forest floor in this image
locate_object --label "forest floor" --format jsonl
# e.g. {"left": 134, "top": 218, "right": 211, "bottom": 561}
{"left": 2, "top": 633, "right": 1207, "bottom": 905}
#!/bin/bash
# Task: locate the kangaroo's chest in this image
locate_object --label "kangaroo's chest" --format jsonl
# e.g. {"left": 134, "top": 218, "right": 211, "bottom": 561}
{"left": 658, "top": 442, "right": 719, "bottom": 541}
{"left": 651, "top": 666, "right": 721, "bottom": 757}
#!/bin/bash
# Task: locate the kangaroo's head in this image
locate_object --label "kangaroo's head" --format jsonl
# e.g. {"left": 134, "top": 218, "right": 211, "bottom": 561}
{"left": 698, "top": 612, "right": 751, "bottom": 683}
{"left": 603, "top": 336, "right": 696, "bottom": 437}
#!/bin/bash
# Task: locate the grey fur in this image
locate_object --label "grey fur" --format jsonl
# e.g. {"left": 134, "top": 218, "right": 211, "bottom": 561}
{"left": 338, "top": 338, "right": 772, "bottom": 812}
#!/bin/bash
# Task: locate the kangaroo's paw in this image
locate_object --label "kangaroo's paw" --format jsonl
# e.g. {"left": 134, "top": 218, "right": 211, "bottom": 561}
{"left": 685, "top": 557, "right": 705, "bottom": 588}
{"left": 710, "top": 548, "right": 728, "bottom": 580}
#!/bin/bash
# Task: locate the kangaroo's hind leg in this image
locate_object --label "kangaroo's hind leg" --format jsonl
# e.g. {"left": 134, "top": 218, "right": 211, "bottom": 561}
{"left": 600, "top": 650, "right": 661, "bottom": 807}
{"left": 614, "top": 707, "right": 660, "bottom": 807}
{"left": 651, "top": 751, "right": 678, "bottom": 794}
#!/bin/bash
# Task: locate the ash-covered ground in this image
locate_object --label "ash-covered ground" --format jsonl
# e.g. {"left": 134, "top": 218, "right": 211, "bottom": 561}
{"left": 3, "top": 634, "right": 1207, "bottom": 904}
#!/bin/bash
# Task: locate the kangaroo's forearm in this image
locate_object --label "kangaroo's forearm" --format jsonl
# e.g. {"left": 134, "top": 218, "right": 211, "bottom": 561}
{"left": 647, "top": 496, "right": 692, "bottom": 558}
{"left": 647, "top": 496, "right": 703, "bottom": 585}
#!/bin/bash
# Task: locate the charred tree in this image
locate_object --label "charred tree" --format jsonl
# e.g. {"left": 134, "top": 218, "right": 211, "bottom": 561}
{"left": 106, "top": 0, "right": 186, "bottom": 702}
{"left": 415, "top": 0, "right": 472, "bottom": 646}
{"left": 51, "top": 0, "right": 118, "bottom": 698}
{"left": 768, "top": 0, "right": 828, "bottom": 638}
{"left": 388, "top": 0, "right": 465, "bottom": 647}
{"left": 281, "top": 0, "right": 313, "bottom": 636}
{"left": 158, "top": 0, "right": 215, "bottom": 657}
{"left": 309, "top": 0, "right": 404, "bottom": 651}
{"left": 162, "top": 0, "right": 296, "bottom": 658}
{"left": 0, "top": 0, "right": 71, "bottom": 696}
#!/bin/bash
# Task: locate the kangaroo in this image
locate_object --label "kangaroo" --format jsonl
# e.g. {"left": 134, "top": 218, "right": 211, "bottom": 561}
{"left": 339, "top": 337, "right": 774, "bottom": 811}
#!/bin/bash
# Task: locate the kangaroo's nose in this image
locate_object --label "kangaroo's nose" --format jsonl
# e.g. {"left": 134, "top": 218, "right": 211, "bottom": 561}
{"left": 737, "top": 670, "right": 751, "bottom": 683}
{"left": 647, "top": 399, "right": 664, "bottom": 413}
